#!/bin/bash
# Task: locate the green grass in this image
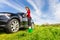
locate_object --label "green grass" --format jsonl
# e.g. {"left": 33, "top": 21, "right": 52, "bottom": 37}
{"left": 0, "top": 25, "right": 60, "bottom": 40}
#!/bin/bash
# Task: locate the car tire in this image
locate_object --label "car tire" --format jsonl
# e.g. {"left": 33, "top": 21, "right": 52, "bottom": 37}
{"left": 5, "top": 19, "right": 20, "bottom": 33}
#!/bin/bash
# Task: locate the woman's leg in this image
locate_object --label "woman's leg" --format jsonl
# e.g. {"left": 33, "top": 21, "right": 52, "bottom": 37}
{"left": 28, "top": 17, "right": 31, "bottom": 27}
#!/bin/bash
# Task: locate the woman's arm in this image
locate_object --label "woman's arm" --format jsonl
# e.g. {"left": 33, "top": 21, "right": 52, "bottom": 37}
{"left": 26, "top": 13, "right": 28, "bottom": 16}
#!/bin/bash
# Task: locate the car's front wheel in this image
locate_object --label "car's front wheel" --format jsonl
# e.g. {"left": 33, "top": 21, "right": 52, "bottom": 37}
{"left": 5, "top": 19, "right": 20, "bottom": 33}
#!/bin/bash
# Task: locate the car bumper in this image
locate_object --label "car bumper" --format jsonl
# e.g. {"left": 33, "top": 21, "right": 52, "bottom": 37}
{"left": 0, "top": 16, "right": 10, "bottom": 28}
{"left": 0, "top": 20, "right": 7, "bottom": 28}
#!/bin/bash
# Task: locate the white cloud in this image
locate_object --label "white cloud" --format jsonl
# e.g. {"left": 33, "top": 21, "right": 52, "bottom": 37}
{"left": 49, "top": 0, "right": 60, "bottom": 22}
{"left": 0, "top": 0, "right": 25, "bottom": 12}
{"left": 0, "top": 4, "right": 5, "bottom": 8}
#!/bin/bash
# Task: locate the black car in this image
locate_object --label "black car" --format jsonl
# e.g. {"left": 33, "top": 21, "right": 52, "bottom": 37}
{"left": 0, "top": 12, "right": 34, "bottom": 33}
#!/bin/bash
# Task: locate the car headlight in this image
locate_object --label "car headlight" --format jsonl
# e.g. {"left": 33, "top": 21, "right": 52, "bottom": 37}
{"left": 0, "top": 13, "right": 11, "bottom": 16}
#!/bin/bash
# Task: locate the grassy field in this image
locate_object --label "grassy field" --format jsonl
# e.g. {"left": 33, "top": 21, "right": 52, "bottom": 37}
{"left": 0, "top": 25, "right": 60, "bottom": 40}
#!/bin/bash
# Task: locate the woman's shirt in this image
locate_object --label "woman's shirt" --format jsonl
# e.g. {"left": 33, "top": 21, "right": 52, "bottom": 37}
{"left": 27, "top": 10, "right": 31, "bottom": 18}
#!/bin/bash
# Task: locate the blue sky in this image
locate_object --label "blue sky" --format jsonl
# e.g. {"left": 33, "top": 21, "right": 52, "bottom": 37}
{"left": 0, "top": 0, "right": 60, "bottom": 25}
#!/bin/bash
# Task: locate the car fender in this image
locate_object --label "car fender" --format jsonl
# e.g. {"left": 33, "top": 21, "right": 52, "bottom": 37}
{"left": 8, "top": 16, "right": 21, "bottom": 23}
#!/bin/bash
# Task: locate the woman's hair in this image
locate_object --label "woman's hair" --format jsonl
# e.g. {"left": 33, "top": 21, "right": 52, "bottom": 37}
{"left": 25, "top": 6, "right": 30, "bottom": 10}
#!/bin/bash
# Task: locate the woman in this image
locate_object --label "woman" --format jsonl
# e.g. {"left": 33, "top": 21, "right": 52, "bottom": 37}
{"left": 25, "top": 7, "right": 31, "bottom": 28}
